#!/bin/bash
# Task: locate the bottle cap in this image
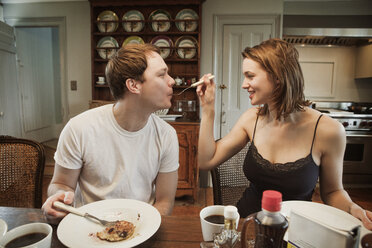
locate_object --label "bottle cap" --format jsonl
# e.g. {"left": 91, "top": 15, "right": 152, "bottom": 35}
{"left": 261, "top": 190, "right": 282, "bottom": 212}
{"left": 224, "top": 205, "right": 238, "bottom": 220}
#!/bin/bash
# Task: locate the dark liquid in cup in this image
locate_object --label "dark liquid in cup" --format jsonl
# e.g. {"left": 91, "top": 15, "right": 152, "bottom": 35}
{"left": 5, "top": 232, "right": 47, "bottom": 248}
{"left": 204, "top": 214, "right": 224, "bottom": 224}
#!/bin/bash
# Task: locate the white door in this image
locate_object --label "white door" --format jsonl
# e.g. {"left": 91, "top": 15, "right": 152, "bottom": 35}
{"left": 220, "top": 24, "right": 272, "bottom": 137}
{"left": 0, "top": 22, "right": 22, "bottom": 136}
{"left": 15, "top": 27, "right": 62, "bottom": 142}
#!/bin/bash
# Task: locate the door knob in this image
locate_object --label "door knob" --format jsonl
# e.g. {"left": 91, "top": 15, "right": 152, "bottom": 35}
{"left": 0, "top": 112, "right": 3, "bottom": 117}
{"left": 219, "top": 84, "right": 227, "bottom": 89}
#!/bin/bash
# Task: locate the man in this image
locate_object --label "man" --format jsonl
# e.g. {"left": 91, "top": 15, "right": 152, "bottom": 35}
{"left": 42, "top": 44, "right": 179, "bottom": 221}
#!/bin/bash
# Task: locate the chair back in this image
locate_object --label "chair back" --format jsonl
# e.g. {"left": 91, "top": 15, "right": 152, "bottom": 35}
{"left": 0, "top": 135, "right": 45, "bottom": 208}
{"left": 211, "top": 143, "right": 250, "bottom": 205}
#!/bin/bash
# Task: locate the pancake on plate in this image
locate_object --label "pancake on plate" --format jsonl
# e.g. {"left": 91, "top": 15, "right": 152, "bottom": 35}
{"left": 97, "top": 220, "right": 135, "bottom": 242}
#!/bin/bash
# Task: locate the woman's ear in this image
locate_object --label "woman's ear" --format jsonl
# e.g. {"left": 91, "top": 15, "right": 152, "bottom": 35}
{"left": 126, "top": 78, "right": 141, "bottom": 94}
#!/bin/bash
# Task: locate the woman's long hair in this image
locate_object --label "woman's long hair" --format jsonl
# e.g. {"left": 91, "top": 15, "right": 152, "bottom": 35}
{"left": 242, "top": 38, "right": 310, "bottom": 119}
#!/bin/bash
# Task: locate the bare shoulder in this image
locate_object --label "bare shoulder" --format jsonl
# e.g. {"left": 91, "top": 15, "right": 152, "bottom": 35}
{"left": 239, "top": 106, "right": 260, "bottom": 123}
{"left": 308, "top": 109, "right": 346, "bottom": 147}
{"left": 235, "top": 107, "right": 260, "bottom": 139}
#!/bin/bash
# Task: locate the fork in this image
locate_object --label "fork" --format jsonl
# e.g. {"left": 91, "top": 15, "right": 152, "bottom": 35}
{"left": 53, "top": 201, "right": 117, "bottom": 226}
{"left": 173, "top": 75, "right": 215, "bottom": 96}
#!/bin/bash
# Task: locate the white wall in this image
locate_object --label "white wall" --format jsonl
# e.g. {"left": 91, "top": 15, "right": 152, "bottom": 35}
{"left": 3, "top": 1, "right": 91, "bottom": 118}
{"left": 297, "top": 46, "right": 372, "bottom": 102}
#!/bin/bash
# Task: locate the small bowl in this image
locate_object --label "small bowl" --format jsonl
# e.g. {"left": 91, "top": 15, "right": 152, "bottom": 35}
{"left": 154, "top": 109, "right": 169, "bottom": 116}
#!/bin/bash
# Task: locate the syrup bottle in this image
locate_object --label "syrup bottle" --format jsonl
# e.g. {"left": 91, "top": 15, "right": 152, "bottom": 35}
{"left": 241, "top": 190, "right": 288, "bottom": 248}
{"left": 214, "top": 205, "right": 240, "bottom": 248}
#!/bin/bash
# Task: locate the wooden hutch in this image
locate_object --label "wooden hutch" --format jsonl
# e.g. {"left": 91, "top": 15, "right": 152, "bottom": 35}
{"left": 89, "top": 0, "right": 203, "bottom": 201}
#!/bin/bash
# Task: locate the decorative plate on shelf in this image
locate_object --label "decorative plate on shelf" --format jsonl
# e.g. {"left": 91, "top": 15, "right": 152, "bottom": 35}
{"left": 122, "top": 10, "right": 145, "bottom": 32}
{"left": 149, "top": 9, "right": 171, "bottom": 32}
{"left": 175, "top": 9, "right": 198, "bottom": 32}
{"left": 97, "top": 10, "right": 119, "bottom": 33}
{"left": 97, "top": 36, "right": 119, "bottom": 59}
{"left": 122, "top": 36, "right": 145, "bottom": 47}
{"left": 175, "top": 36, "right": 198, "bottom": 59}
{"left": 151, "top": 36, "right": 173, "bottom": 59}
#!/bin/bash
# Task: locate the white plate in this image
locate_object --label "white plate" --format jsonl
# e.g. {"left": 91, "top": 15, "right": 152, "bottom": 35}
{"left": 149, "top": 9, "right": 171, "bottom": 32}
{"left": 281, "top": 201, "right": 371, "bottom": 248}
{"left": 0, "top": 219, "right": 7, "bottom": 239}
{"left": 97, "top": 10, "right": 119, "bottom": 33}
{"left": 175, "top": 9, "right": 198, "bottom": 32}
{"left": 151, "top": 36, "right": 173, "bottom": 59}
{"left": 122, "top": 36, "right": 145, "bottom": 47}
{"left": 158, "top": 114, "right": 182, "bottom": 121}
{"left": 175, "top": 36, "right": 197, "bottom": 59}
{"left": 97, "top": 36, "right": 119, "bottom": 59}
{"left": 122, "top": 10, "right": 145, "bottom": 32}
{"left": 57, "top": 199, "right": 161, "bottom": 248}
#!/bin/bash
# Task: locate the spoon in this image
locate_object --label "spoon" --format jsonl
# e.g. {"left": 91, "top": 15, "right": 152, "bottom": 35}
{"left": 53, "top": 201, "right": 117, "bottom": 226}
{"left": 173, "top": 75, "right": 215, "bottom": 96}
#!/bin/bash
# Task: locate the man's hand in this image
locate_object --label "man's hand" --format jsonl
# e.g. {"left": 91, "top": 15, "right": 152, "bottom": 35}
{"left": 42, "top": 191, "right": 74, "bottom": 224}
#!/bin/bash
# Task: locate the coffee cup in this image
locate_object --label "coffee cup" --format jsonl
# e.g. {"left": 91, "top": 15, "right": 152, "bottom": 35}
{"left": 200, "top": 205, "right": 239, "bottom": 241}
{"left": 0, "top": 222, "right": 52, "bottom": 248}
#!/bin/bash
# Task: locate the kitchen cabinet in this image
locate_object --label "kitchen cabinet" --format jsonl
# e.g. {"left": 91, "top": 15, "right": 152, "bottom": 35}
{"left": 169, "top": 122, "right": 199, "bottom": 202}
{"left": 355, "top": 44, "right": 372, "bottom": 79}
{"left": 89, "top": 0, "right": 203, "bottom": 121}
{"left": 301, "top": 61, "right": 335, "bottom": 98}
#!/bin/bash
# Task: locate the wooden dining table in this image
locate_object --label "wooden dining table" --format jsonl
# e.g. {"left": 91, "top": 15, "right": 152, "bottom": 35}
{"left": 0, "top": 206, "right": 247, "bottom": 248}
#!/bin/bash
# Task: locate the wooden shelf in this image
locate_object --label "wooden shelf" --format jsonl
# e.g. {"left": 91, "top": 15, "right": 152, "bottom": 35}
{"left": 89, "top": 0, "right": 203, "bottom": 116}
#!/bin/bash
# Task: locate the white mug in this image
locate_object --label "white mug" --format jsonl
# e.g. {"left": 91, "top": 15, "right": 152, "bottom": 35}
{"left": 0, "top": 222, "right": 52, "bottom": 248}
{"left": 98, "top": 77, "right": 105, "bottom": 82}
{"left": 199, "top": 205, "right": 239, "bottom": 241}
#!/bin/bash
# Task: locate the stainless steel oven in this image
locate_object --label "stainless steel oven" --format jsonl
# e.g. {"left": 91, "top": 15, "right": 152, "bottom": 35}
{"left": 315, "top": 102, "right": 372, "bottom": 186}
{"left": 343, "top": 131, "right": 372, "bottom": 184}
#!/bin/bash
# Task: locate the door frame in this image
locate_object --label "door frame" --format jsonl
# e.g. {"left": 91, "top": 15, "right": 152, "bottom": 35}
{"left": 5, "top": 17, "right": 69, "bottom": 139}
{"left": 212, "top": 14, "right": 281, "bottom": 139}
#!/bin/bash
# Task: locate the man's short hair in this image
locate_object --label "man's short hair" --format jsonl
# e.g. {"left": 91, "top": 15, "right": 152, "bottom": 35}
{"left": 105, "top": 43, "right": 160, "bottom": 100}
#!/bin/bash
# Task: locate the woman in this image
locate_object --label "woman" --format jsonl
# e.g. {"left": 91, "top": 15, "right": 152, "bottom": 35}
{"left": 197, "top": 38, "right": 372, "bottom": 230}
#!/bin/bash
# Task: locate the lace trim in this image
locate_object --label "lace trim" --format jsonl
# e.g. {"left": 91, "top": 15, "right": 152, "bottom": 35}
{"left": 249, "top": 142, "right": 314, "bottom": 172}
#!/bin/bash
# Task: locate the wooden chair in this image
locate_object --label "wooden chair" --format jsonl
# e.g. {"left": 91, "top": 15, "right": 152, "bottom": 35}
{"left": 0, "top": 135, "right": 45, "bottom": 208}
{"left": 211, "top": 143, "right": 251, "bottom": 205}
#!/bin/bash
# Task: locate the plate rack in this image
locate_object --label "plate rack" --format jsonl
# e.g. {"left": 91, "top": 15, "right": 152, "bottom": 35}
{"left": 89, "top": 0, "right": 204, "bottom": 121}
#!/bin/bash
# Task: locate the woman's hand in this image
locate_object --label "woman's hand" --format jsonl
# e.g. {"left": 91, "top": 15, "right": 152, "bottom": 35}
{"left": 350, "top": 204, "right": 372, "bottom": 230}
{"left": 196, "top": 73, "right": 215, "bottom": 110}
{"left": 42, "top": 191, "right": 74, "bottom": 224}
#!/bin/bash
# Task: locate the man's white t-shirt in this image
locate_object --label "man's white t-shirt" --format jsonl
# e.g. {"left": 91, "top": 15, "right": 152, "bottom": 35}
{"left": 54, "top": 104, "right": 179, "bottom": 207}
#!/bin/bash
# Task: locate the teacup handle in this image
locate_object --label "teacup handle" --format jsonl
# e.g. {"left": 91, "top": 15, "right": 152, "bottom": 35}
{"left": 241, "top": 214, "right": 256, "bottom": 248}
{"left": 53, "top": 201, "right": 85, "bottom": 217}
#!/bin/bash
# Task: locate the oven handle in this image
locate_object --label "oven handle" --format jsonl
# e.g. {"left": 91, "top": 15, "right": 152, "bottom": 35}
{"left": 346, "top": 134, "right": 372, "bottom": 138}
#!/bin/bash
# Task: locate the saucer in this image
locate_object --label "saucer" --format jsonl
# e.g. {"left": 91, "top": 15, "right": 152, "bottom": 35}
{"left": 0, "top": 219, "right": 8, "bottom": 239}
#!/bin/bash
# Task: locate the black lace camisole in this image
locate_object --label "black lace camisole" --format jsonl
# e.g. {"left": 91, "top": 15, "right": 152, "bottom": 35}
{"left": 236, "top": 114, "right": 323, "bottom": 218}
